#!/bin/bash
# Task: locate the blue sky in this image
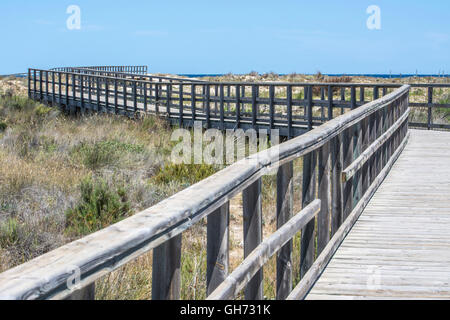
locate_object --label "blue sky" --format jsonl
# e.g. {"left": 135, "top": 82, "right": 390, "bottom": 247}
{"left": 0, "top": 0, "right": 448, "bottom": 75}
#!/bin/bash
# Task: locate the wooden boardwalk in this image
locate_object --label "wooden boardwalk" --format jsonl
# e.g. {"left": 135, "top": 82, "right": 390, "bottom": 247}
{"left": 2, "top": 68, "right": 447, "bottom": 300}
{"left": 307, "top": 129, "right": 450, "bottom": 300}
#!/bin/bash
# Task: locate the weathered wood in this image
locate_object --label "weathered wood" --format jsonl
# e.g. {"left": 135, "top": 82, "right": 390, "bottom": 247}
{"left": 207, "top": 202, "right": 230, "bottom": 295}
{"left": 287, "top": 85, "right": 293, "bottom": 138}
{"left": 306, "top": 131, "right": 450, "bottom": 300}
{"left": 307, "top": 86, "right": 313, "bottom": 130}
{"left": 242, "top": 179, "right": 263, "bottom": 300}
{"left": 343, "top": 110, "right": 410, "bottom": 181}
{"left": 208, "top": 200, "right": 321, "bottom": 300}
{"left": 276, "top": 162, "right": 294, "bottom": 300}
{"left": 300, "top": 150, "right": 317, "bottom": 277}
{"left": 352, "top": 122, "right": 362, "bottom": 209}
{"left": 428, "top": 86, "right": 433, "bottom": 130}
{"left": 341, "top": 127, "right": 353, "bottom": 220}
{"left": 331, "top": 134, "right": 343, "bottom": 235}
{"left": 317, "top": 142, "right": 332, "bottom": 255}
{"left": 65, "top": 283, "right": 95, "bottom": 300}
{"left": 152, "top": 234, "right": 182, "bottom": 300}
{"left": 290, "top": 131, "right": 410, "bottom": 300}
{"left": 0, "top": 84, "right": 411, "bottom": 300}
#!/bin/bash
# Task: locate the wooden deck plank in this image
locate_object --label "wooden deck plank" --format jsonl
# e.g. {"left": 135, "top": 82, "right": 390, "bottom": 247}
{"left": 307, "top": 129, "right": 450, "bottom": 300}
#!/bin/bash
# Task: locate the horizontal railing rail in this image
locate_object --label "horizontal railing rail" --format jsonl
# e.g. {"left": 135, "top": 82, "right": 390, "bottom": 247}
{"left": 51, "top": 65, "right": 148, "bottom": 75}
{"left": 0, "top": 82, "right": 410, "bottom": 300}
{"left": 62, "top": 67, "right": 206, "bottom": 83}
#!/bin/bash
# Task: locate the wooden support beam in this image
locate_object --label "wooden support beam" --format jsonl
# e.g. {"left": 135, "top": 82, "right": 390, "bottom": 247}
{"left": 276, "top": 162, "right": 294, "bottom": 300}
{"left": 300, "top": 150, "right": 317, "bottom": 277}
{"left": 243, "top": 178, "right": 263, "bottom": 300}
{"left": 152, "top": 235, "right": 182, "bottom": 300}
{"left": 207, "top": 202, "right": 230, "bottom": 296}
{"left": 317, "top": 141, "right": 332, "bottom": 255}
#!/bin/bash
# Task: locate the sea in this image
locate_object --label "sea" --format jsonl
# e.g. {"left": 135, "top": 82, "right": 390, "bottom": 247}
{"left": 179, "top": 73, "right": 449, "bottom": 79}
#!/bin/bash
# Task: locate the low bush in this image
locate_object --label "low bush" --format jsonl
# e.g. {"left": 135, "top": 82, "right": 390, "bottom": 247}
{"left": 0, "top": 121, "right": 6, "bottom": 132}
{"left": 0, "top": 218, "right": 20, "bottom": 248}
{"left": 152, "top": 163, "right": 217, "bottom": 185}
{"left": 65, "top": 176, "right": 131, "bottom": 236}
{"left": 71, "top": 139, "right": 145, "bottom": 170}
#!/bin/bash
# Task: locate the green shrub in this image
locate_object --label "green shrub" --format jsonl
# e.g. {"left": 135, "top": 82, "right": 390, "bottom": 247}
{"left": 0, "top": 95, "right": 35, "bottom": 111}
{"left": 0, "top": 121, "right": 7, "bottom": 132}
{"left": 153, "top": 163, "right": 217, "bottom": 185}
{"left": 71, "top": 139, "right": 145, "bottom": 170}
{"left": 0, "top": 218, "right": 20, "bottom": 248}
{"left": 65, "top": 177, "right": 131, "bottom": 236}
{"left": 34, "top": 104, "right": 52, "bottom": 117}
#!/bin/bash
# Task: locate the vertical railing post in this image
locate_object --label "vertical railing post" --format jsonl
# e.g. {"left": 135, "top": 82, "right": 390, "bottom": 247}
{"left": 80, "top": 75, "right": 84, "bottom": 113}
{"left": 251, "top": 85, "right": 257, "bottom": 127}
{"left": 207, "top": 202, "right": 230, "bottom": 296}
{"left": 65, "top": 73, "right": 69, "bottom": 110}
{"left": 72, "top": 74, "right": 76, "bottom": 114}
{"left": 300, "top": 151, "right": 317, "bottom": 277}
{"left": 144, "top": 82, "right": 148, "bottom": 113}
{"left": 427, "top": 86, "right": 433, "bottom": 130}
{"left": 66, "top": 283, "right": 95, "bottom": 300}
{"left": 191, "top": 84, "right": 196, "bottom": 124}
{"left": 133, "top": 81, "right": 138, "bottom": 114}
{"left": 269, "top": 85, "right": 275, "bottom": 132}
{"left": 39, "top": 70, "right": 43, "bottom": 101}
{"left": 27, "top": 69, "right": 31, "bottom": 99}
{"left": 58, "top": 72, "right": 62, "bottom": 107}
{"left": 179, "top": 84, "right": 184, "bottom": 127}
{"left": 168, "top": 82, "right": 173, "bottom": 118}
{"left": 33, "top": 69, "right": 37, "bottom": 100}
{"left": 219, "top": 85, "right": 225, "bottom": 130}
{"left": 96, "top": 77, "right": 101, "bottom": 112}
{"left": 205, "top": 84, "right": 210, "bottom": 129}
{"left": 307, "top": 86, "right": 313, "bottom": 131}
{"left": 331, "top": 134, "right": 343, "bottom": 235}
{"left": 352, "top": 121, "right": 362, "bottom": 209}
{"left": 152, "top": 235, "right": 182, "bottom": 300}
{"left": 45, "top": 71, "right": 49, "bottom": 101}
{"left": 276, "top": 162, "right": 293, "bottom": 300}
{"left": 341, "top": 127, "right": 353, "bottom": 220}
{"left": 155, "top": 80, "right": 161, "bottom": 114}
{"left": 236, "top": 85, "right": 241, "bottom": 129}
{"left": 327, "top": 85, "right": 333, "bottom": 120}
{"left": 317, "top": 141, "right": 332, "bottom": 255}
{"left": 123, "top": 80, "right": 128, "bottom": 113}
{"left": 114, "top": 78, "right": 118, "bottom": 114}
{"left": 242, "top": 178, "right": 263, "bottom": 300}
{"left": 52, "top": 72, "right": 55, "bottom": 103}
{"left": 287, "top": 85, "right": 293, "bottom": 139}
{"left": 350, "top": 86, "right": 356, "bottom": 110}
{"left": 88, "top": 76, "right": 92, "bottom": 110}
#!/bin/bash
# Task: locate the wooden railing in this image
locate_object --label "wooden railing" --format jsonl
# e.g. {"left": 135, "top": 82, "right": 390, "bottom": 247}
{"left": 50, "top": 65, "right": 148, "bottom": 75}
{"left": 28, "top": 68, "right": 449, "bottom": 135}
{"left": 28, "top": 68, "right": 410, "bottom": 137}
{"left": 0, "top": 82, "right": 410, "bottom": 300}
